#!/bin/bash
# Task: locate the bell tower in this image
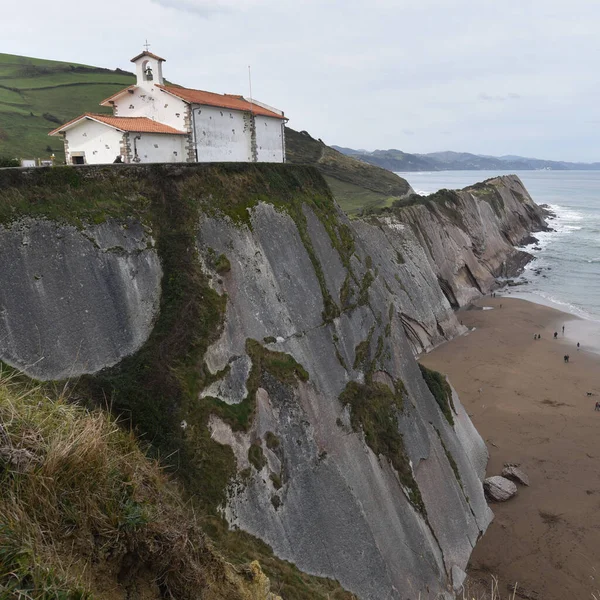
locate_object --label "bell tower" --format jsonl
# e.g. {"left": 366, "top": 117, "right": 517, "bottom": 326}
{"left": 130, "top": 45, "right": 165, "bottom": 89}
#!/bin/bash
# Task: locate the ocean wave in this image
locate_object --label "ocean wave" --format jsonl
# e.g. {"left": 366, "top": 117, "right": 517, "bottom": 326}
{"left": 509, "top": 289, "right": 598, "bottom": 322}
{"left": 547, "top": 204, "right": 585, "bottom": 221}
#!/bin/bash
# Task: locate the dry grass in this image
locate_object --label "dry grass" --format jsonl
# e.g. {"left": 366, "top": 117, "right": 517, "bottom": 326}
{"left": 459, "top": 576, "right": 520, "bottom": 600}
{"left": 0, "top": 368, "right": 271, "bottom": 599}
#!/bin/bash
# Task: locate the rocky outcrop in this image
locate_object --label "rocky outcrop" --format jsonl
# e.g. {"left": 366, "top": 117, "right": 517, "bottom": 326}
{"left": 0, "top": 217, "right": 161, "bottom": 380}
{"left": 484, "top": 476, "right": 518, "bottom": 502}
{"left": 502, "top": 465, "right": 530, "bottom": 486}
{"left": 0, "top": 163, "right": 548, "bottom": 599}
{"left": 200, "top": 197, "right": 492, "bottom": 600}
{"left": 391, "top": 176, "right": 547, "bottom": 308}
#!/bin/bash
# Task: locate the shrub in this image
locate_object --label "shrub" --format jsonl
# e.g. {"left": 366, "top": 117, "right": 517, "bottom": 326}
{"left": 0, "top": 157, "right": 19, "bottom": 168}
{"left": 419, "top": 364, "right": 455, "bottom": 426}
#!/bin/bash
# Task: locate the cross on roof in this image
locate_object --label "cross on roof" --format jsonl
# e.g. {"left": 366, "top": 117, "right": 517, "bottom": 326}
{"left": 144, "top": 39, "right": 151, "bottom": 51}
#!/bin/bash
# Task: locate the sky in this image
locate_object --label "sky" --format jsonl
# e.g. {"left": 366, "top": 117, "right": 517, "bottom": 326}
{"left": 4, "top": 0, "right": 600, "bottom": 161}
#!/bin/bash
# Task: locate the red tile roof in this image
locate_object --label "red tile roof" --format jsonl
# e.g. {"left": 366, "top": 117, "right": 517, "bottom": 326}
{"left": 130, "top": 50, "right": 166, "bottom": 62}
{"left": 158, "top": 85, "right": 286, "bottom": 119}
{"left": 98, "top": 83, "right": 285, "bottom": 120}
{"left": 48, "top": 113, "right": 186, "bottom": 136}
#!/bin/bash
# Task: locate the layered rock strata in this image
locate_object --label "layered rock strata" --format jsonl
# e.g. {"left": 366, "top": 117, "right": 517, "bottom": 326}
{"left": 0, "top": 164, "right": 547, "bottom": 599}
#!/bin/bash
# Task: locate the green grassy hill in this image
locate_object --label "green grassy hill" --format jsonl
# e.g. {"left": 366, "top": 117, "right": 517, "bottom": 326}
{"left": 0, "top": 53, "right": 134, "bottom": 162}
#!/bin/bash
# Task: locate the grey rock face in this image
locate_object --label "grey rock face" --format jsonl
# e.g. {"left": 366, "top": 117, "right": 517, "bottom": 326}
{"left": 484, "top": 476, "right": 518, "bottom": 501}
{"left": 200, "top": 201, "right": 493, "bottom": 600}
{"left": 0, "top": 166, "right": 549, "bottom": 599}
{"left": 502, "top": 465, "right": 530, "bottom": 486}
{"left": 395, "top": 175, "right": 547, "bottom": 308}
{"left": 0, "top": 218, "right": 161, "bottom": 380}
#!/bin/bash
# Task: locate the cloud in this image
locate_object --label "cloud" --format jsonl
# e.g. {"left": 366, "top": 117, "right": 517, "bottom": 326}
{"left": 479, "top": 92, "right": 521, "bottom": 102}
{"left": 150, "top": 0, "right": 281, "bottom": 16}
{"left": 150, "top": 0, "right": 232, "bottom": 17}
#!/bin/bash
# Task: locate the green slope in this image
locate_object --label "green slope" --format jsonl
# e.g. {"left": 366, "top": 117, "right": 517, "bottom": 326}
{"left": 0, "top": 53, "right": 134, "bottom": 162}
{"left": 285, "top": 128, "right": 412, "bottom": 215}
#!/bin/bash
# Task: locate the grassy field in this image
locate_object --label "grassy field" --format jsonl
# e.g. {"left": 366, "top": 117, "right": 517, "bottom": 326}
{"left": 0, "top": 53, "right": 134, "bottom": 162}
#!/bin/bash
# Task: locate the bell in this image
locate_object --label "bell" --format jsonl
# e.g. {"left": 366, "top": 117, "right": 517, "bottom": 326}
{"left": 145, "top": 66, "right": 153, "bottom": 81}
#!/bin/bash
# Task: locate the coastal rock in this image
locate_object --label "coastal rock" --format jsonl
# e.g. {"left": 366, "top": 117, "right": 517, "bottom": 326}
{"left": 0, "top": 218, "right": 161, "bottom": 380}
{"left": 502, "top": 465, "right": 530, "bottom": 486}
{"left": 393, "top": 175, "right": 548, "bottom": 308}
{"left": 484, "top": 476, "right": 518, "bottom": 501}
{"left": 0, "top": 163, "right": 549, "bottom": 599}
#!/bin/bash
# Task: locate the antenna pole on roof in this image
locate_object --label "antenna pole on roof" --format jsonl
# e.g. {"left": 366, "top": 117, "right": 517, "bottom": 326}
{"left": 248, "top": 65, "right": 253, "bottom": 114}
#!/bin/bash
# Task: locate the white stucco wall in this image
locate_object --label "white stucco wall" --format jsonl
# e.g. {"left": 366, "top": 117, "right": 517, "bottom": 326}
{"left": 131, "top": 133, "right": 186, "bottom": 163}
{"left": 112, "top": 87, "right": 188, "bottom": 132}
{"left": 255, "top": 116, "right": 285, "bottom": 163}
{"left": 64, "top": 120, "right": 123, "bottom": 165}
{"left": 192, "top": 105, "right": 252, "bottom": 162}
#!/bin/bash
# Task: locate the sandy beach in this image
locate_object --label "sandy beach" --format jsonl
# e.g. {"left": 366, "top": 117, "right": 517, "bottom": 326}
{"left": 420, "top": 297, "right": 600, "bottom": 600}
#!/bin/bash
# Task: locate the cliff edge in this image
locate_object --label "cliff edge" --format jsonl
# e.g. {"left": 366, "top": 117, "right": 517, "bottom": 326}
{"left": 0, "top": 164, "right": 545, "bottom": 598}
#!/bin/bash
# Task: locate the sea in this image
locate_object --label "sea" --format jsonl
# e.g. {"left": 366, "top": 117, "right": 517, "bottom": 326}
{"left": 396, "top": 170, "right": 600, "bottom": 329}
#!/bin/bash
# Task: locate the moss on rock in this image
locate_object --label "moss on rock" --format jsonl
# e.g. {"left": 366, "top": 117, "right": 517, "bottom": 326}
{"left": 418, "top": 364, "right": 455, "bottom": 426}
{"left": 339, "top": 380, "right": 424, "bottom": 513}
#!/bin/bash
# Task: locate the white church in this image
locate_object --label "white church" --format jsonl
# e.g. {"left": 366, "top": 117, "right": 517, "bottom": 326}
{"left": 49, "top": 50, "right": 287, "bottom": 165}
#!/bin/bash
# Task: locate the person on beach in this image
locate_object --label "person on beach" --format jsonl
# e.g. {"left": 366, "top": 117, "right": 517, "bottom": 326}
{"left": 577, "top": 342, "right": 580, "bottom": 351}
{"left": 554, "top": 332, "right": 558, "bottom": 339}
{"left": 562, "top": 325, "right": 565, "bottom": 335}
{"left": 564, "top": 355, "right": 570, "bottom": 363}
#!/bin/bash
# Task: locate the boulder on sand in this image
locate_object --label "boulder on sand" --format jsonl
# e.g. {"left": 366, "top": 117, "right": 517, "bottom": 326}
{"left": 502, "top": 464, "right": 530, "bottom": 486}
{"left": 484, "top": 476, "right": 517, "bottom": 502}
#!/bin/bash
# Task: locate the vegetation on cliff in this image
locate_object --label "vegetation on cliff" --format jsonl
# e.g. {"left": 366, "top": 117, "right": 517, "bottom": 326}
{"left": 0, "top": 163, "right": 357, "bottom": 600}
{"left": 285, "top": 127, "right": 412, "bottom": 214}
{"left": 339, "top": 379, "right": 425, "bottom": 512}
{"left": 0, "top": 369, "right": 284, "bottom": 600}
{"left": 419, "top": 364, "right": 455, "bottom": 426}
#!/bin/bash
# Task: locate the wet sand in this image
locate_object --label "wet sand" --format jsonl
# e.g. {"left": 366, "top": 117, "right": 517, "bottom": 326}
{"left": 420, "top": 297, "right": 600, "bottom": 600}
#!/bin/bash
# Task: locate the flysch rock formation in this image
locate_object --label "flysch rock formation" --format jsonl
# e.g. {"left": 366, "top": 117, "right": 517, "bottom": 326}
{"left": 0, "top": 217, "right": 161, "bottom": 380}
{"left": 0, "top": 164, "right": 547, "bottom": 599}
{"left": 395, "top": 176, "right": 548, "bottom": 310}
{"left": 200, "top": 200, "right": 492, "bottom": 600}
